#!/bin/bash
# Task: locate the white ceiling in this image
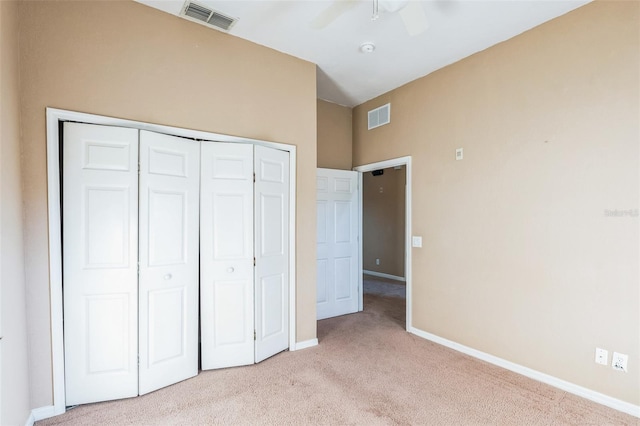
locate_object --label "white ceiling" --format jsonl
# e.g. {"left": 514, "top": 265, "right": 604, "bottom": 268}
{"left": 137, "top": 0, "right": 590, "bottom": 107}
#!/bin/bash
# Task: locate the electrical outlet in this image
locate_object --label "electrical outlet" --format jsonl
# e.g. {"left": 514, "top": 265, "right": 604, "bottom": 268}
{"left": 375, "top": 258, "right": 380, "bottom": 265}
{"left": 456, "top": 148, "right": 463, "bottom": 160}
{"left": 595, "top": 348, "right": 608, "bottom": 366}
{"left": 612, "top": 352, "right": 628, "bottom": 372}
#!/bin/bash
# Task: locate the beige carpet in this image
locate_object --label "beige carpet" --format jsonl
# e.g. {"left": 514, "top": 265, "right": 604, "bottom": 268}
{"left": 40, "top": 294, "right": 636, "bottom": 425}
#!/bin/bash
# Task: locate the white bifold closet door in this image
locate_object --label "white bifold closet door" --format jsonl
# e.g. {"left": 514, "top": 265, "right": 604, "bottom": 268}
{"left": 138, "top": 130, "right": 199, "bottom": 395}
{"left": 200, "top": 142, "right": 255, "bottom": 370}
{"left": 200, "top": 144, "right": 289, "bottom": 369}
{"left": 254, "top": 146, "right": 290, "bottom": 363}
{"left": 316, "top": 168, "right": 359, "bottom": 320}
{"left": 63, "top": 123, "right": 199, "bottom": 405}
{"left": 63, "top": 123, "right": 140, "bottom": 405}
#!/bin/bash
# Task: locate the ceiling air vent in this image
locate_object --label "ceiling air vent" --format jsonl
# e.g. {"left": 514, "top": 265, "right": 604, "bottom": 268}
{"left": 368, "top": 103, "right": 391, "bottom": 130}
{"left": 181, "top": 1, "right": 237, "bottom": 32}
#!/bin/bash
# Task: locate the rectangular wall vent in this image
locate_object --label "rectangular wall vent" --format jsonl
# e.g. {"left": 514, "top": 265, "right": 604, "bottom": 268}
{"left": 368, "top": 103, "right": 391, "bottom": 130}
{"left": 181, "top": 1, "right": 237, "bottom": 32}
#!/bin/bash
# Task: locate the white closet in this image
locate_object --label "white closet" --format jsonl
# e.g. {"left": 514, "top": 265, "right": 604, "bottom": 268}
{"left": 63, "top": 123, "right": 142, "bottom": 404}
{"left": 253, "top": 146, "right": 290, "bottom": 363}
{"left": 138, "top": 131, "right": 200, "bottom": 396}
{"left": 62, "top": 122, "right": 289, "bottom": 406}
{"left": 200, "top": 142, "right": 255, "bottom": 369}
{"left": 199, "top": 143, "right": 290, "bottom": 369}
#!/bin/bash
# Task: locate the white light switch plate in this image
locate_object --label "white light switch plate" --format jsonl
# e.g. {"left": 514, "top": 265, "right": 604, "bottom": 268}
{"left": 412, "top": 236, "right": 422, "bottom": 248}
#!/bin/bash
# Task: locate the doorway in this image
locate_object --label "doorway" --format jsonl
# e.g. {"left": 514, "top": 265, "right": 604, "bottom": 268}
{"left": 354, "top": 157, "right": 412, "bottom": 331}
{"left": 361, "top": 165, "right": 406, "bottom": 327}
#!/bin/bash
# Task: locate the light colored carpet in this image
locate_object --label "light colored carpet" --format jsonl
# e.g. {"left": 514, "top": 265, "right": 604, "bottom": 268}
{"left": 39, "top": 294, "right": 636, "bottom": 425}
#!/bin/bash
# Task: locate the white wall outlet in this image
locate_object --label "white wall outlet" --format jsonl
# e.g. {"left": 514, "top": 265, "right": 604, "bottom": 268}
{"left": 412, "top": 236, "right": 422, "bottom": 248}
{"left": 595, "top": 348, "right": 608, "bottom": 365}
{"left": 456, "top": 148, "right": 463, "bottom": 160}
{"left": 612, "top": 352, "right": 628, "bottom": 372}
{"left": 375, "top": 258, "right": 380, "bottom": 265}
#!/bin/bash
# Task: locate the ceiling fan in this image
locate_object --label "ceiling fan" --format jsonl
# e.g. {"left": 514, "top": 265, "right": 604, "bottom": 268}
{"left": 311, "top": 0, "right": 429, "bottom": 36}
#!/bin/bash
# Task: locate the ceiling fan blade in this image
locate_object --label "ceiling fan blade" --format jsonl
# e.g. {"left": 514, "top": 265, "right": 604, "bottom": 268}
{"left": 310, "top": 1, "right": 358, "bottom": 30}
{"left": 398, "top": 1, "right": 429, "bottom": 36}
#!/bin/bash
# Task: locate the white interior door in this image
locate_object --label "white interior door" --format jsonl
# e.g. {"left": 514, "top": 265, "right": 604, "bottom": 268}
{"left": 63, "top": 122, "right": 139, "bottom": 405}
{"left": 200, "top": 142, "right": 255, "bottom": 370}
{"left": 254, "top": 146, "right": 290, "bottom": 363}
{"left": 138, "top": 131, "right": 200, "bottom": 395}
{"left": 316, "top": 168, "right": 359, "bottom": 320}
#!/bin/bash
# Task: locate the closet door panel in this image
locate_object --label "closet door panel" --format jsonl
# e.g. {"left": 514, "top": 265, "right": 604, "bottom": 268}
{"left": 138, "top": 131, "right": 200, "bottom": 395}
{"left": 254, "top": 146, "right": 290, "bottom": 363}
{"left": 63, "top": 122, "right": 139, "bottom": 405}
{"left": 200, "top": 142, "right": 255, "bottom": 370}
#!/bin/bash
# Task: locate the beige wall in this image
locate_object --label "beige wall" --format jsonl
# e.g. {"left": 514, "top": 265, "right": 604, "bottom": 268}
{"left": 0, "top": 1, "right": 32, "bottom": 424}
{"left": 18, "top": 0, "right": 317, "bottom": 408}
{"left": 317, "top": 99, "right": 352, "bottom": 170}
{"left": 363, "top": 167, "right": 405, "bottom": 277}
{"left": 354, "top": 1, "right": 639, "bottom": 405}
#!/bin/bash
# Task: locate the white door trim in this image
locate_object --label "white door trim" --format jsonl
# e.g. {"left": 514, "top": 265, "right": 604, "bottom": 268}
{"left": 353, "top": 156, "right": 412, "bottom": 331}
{"left": 46, "top": 107, "right": 298, "bottom": 416}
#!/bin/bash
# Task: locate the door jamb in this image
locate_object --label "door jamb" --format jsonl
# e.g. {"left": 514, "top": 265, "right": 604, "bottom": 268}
{"left": 46, "top": 108, "right": 298, "bottom": 416}
{"left": 353, "top": 156, "right": 412, "bottom": 331}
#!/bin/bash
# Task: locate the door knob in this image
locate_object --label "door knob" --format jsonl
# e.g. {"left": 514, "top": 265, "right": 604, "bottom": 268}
{"left": 227, "top": 267, "right": 235, "bottom": 273}
{"left": 164, "top": 273, "right": 172, "bottom": 280}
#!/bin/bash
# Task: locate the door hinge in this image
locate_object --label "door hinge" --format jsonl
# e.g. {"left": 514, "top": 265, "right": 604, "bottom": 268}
{"left": 137, "top": 262, "right": 140, "bottom": 275}
{"left": 254, "top": 330, "right": 256, "bottom": 341}
{"left": 253, "top": 172, "right": 256, "bottom": 183}
{"left": 254, "top": 257, "right": 256, "bottom": 266}
{"left": 137, "top": 162, "right": 140, "bottom": 173}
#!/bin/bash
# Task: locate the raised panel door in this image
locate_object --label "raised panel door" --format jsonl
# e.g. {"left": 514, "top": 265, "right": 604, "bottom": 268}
{"left": 63, "top": 122, "right": 139, "bottom": 405}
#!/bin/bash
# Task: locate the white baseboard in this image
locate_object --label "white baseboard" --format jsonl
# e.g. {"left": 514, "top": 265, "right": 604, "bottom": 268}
{"left": 409, "top": 326, "right": 640, "bottom": 418}
{"left": 293, "top": 338, "right": 318, "bottom": 351}
{"left": 31, "top": 405, "right": 57, "bottom": 422}
{"left": 24, "top": 412, "right": 35, "bottom": 426}
{"left": 363, "top": 270, "right": 405, "bottom": 282}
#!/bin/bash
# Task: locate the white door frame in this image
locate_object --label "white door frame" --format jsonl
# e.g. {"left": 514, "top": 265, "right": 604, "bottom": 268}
{"left": 353, "top": 156, "right": 412, "bottom": 331}
{"left": 46, "top": 108, "right": 298, "bottom": 415}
